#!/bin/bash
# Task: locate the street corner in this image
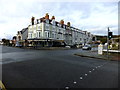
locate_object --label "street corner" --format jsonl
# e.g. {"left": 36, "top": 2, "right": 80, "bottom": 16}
{"left": 0, "top": 81, "right": 6, "bottom": 90}
{"left": 74, "top": 53, "right": 108, "bottom": 61}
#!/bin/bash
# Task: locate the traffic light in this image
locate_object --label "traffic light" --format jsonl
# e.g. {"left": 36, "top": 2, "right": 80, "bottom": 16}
{"left": 108, "top": 32, "right": 113, "bottom": 40}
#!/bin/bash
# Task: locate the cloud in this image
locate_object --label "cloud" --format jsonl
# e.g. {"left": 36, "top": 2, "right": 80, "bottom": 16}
{"left": 0, "top": 0, "right": 118, "bottom": 40}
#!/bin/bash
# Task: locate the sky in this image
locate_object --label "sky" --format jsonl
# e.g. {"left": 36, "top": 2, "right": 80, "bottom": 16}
{"left": 0, "top": 0, "right": 119, "bottom": 40}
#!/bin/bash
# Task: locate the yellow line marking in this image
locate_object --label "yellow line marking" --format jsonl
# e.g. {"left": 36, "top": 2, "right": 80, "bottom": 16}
{"left": 0, "top": 80, "right": 6, "bottom": 90}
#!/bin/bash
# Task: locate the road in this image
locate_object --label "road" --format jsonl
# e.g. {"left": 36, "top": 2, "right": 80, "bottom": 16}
{"left": 1, "top": 46, "right": 119, "bottom": 89}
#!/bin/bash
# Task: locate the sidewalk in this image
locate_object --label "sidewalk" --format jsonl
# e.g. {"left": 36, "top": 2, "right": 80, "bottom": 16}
{"left": 74, "top": 50, "right": 120, "bottom": 61}
{"left": 17, "top": 46, "right": 71, "bottom": 50}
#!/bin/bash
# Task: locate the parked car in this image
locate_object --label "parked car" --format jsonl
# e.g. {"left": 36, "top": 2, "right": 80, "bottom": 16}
{"left": 65, "top": 46, "right": 71, "bottom": 48}
{"left": 82, "top": 44, "right": 92, "bottom": 50}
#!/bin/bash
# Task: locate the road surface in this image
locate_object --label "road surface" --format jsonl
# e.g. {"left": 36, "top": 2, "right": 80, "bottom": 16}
{"left": 1, "top": 46, "right": 119, "bottom": 89}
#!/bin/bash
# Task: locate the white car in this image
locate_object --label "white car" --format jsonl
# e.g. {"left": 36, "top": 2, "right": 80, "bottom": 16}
{"left": 65, "top": 46, "right": 71, "bottom": 48}
{"left": 82, "top": 45, "right": 92, "bottom": 50}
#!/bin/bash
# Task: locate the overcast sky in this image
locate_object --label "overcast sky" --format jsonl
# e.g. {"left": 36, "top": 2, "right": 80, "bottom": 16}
{"left": 0, "top": 0, "right": 119, "bottom": 40}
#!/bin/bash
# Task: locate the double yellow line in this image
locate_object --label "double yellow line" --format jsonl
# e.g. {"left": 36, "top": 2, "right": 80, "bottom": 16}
{"left": 0, "top": 80, "right": 6, "bottom": 90}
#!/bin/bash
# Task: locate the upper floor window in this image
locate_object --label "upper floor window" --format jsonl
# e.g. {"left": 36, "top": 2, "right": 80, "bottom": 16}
{"left": 52, "top": 32, "right": 54, "bottom": 38}
{"left": 52, "top": 26, "right": 56, "bottom": 31}
{"left": 37, "top": 31, "right": 41, "bottom": 38}
{"left": 45, "top": 31, "right": 50, "bottom": 38}
{"left": 80, "top": 38, "right": 82, "bottom": 41}
{"left": 45, "top": 24, "right": 49, "bottom": 30}
{"left": 52, "top": 20, "right": 56, "bottom": 25}
{"left": 28, "top": 33, "right": 32, "bottom": 38}
{"left": 46, "top": 19, "right": 49, "bottom": 23}
{"left": 45, "top": 31, "right": 48, "bottom": 38}
{"left": 48, "top": 32, "right": 50, "bottom": 38}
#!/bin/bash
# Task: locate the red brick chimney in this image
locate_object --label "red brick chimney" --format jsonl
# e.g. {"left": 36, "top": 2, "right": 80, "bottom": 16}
{"left": 67, "top": 22, "right": 70, "bottom": 27}
{"left": 31, "top": 16, "right": 35, "bottom": 25}
{"left": 60, "top": 20, "right": 64, "bottom": 25}
{"left": 51, "top": 16, "right": 55, "bottom": 20}
{"left": 45, "top": 13, "right": 49, "bottom": 19}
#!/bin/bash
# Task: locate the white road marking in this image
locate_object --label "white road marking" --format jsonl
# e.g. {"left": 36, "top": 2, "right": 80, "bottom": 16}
{"left": 73, "top": 81, "right": 77, "bottom": 84}
{"left": 85, "top": 74, "right": 87, "bottom": 76}
{"left": 80, "top": 77, "right": 83, "bottom": 80}
{"left": 89, "top": 71, "right": 91, "bottom": 73}
{"left": 65, "top": 86, "right": 69, "bottom": 89}
{"left": 92, "top": 69, "right": 95, "bottom": 71}
{"left": 98, "top": 66, "right": 100, "bottom": 67}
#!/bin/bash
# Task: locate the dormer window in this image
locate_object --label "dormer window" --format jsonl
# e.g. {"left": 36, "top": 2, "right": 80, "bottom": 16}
{"left": 46, "top": 19, "right": 49, "bottom": 23}
{"left": 52, "top": 20, "right": 55, "bottom": 25}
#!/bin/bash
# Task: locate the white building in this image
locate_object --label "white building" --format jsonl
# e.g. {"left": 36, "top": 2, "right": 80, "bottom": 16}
{"left": 17, "top": 13, "right": 94, "bottom": 47}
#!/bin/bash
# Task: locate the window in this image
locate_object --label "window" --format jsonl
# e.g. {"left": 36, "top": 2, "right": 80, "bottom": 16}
{"left": 31, "top": 34, "right": 32, "bottom": 38}
{"left": 52, "top": 32, "right": 54, "bottom": 38}
{"left": 80, "top": 38, "right": 82, "bottom": 41}
{"left": 59, "top": 28, "right": 61, "bottom": 32}
{"left": 52, "top": 20, "right": 55, "bottom": 25}
{"left": 52, "top": 26, "right": 55, "bottom": 31}
{"left": 46, "top": 24, "right": 49, "bottom": 30}
{"left": 37, "top": 31, "right": 41, "bottom": 38}
{"left": 45, "top": 31, "right": 48, "bottom": 38}
{"left": 54, "top": 33, "right": 56, "bottom": 38}
{"left": 28, "top": 33, "right": 32, "bottom": 38}
{"left": 48, "top": 32, "right": 50, "bottom": 38}
{"left": 46, "top": 19, "right": 49, "bottom": 23}
{"left": 39, "top": 32, "right": 41, "bottom": 37}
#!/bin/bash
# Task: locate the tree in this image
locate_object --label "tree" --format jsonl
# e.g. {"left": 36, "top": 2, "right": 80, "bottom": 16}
{"left": 2, "top": 38, "right": 6, "bottom": 45}
{"left": 12, "top": 36, "right": 17, "bottom": 40}
{"left": 100, "top": 37, "right": 107, "bottom": 44}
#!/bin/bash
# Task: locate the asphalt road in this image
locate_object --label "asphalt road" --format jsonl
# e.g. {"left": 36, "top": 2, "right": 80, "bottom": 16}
{"left": 1, "top": 46, "right": 119, "bottom": 89}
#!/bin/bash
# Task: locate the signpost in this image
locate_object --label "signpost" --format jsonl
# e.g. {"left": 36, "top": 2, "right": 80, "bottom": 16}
{"left": 107, "top": 27, "right": 113, "bottom": 60}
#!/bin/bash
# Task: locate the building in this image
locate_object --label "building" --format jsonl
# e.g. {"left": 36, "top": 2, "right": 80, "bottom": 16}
{"left": 16, "top": 13, "right": 94, "bottom": 47}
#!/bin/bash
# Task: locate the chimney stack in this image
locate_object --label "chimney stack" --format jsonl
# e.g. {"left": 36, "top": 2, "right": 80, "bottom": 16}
{"left": 67, "top": 22, "right": 70, "bottom": 27}
{"left": 60, "top": 20, "right": 64, "bottom": 25}
{"left": 45, "top": 13, "right": 49, "bottom": 19}
{"left": 51, "top": 16, "right": 55, "bottom": 20}
{"left": 31, "top": 16, "right": 35, "bottom": 25}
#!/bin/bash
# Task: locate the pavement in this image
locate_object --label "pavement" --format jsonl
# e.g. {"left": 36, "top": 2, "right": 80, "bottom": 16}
{"left": 74, "top": 49, "right": 120, "bottom": 61}
{"left": 16, "top": 46, "right": 71, "bottom": 50}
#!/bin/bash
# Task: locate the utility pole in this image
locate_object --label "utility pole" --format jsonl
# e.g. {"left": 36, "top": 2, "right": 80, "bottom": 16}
{"left": 107, "top": 27, "right": 110, "bottom": 60}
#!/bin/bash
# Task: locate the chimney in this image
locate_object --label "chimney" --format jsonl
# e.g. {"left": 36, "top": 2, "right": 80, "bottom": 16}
{"left": 18, "top": 31, "right": 20, "bottom": 34}
{"left": 31, "top": 16, "right": 35, "bottom": 25}
{"left": 45, "top": 13, "right": 49, "bottom": 19}
{"left": 67, "top": 22, "right": 70, "bottom": 27}
{"left": 51, "top": 16, "right": 55, "bottom": 20}
{"left": 60, "top": 20, "right": 64, "bottom": 25}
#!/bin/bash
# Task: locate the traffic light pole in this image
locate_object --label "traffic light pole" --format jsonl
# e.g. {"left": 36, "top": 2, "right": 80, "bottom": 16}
{"left": 107, "top": 27, "right": 109, "bottom": 60}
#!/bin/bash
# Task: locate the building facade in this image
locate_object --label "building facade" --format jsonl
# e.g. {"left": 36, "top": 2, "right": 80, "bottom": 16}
{"left": 16, "top": 13, "right": 94, "bottom": 47}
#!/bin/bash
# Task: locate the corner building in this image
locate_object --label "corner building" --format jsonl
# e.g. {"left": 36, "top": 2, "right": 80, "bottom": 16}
{"left": 21, "top": 13, "right": 93, "bottom": 47}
